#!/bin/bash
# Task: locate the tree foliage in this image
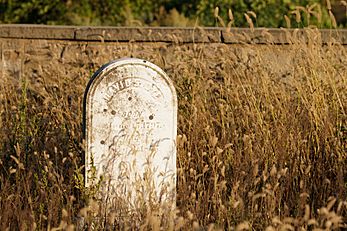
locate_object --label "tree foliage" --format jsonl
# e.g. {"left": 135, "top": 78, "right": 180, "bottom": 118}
{"left": 0, "top": 0, "right": 346, "bottom": 28}
{"left": 0, "top": 0, "right": 67, "bottom": 24}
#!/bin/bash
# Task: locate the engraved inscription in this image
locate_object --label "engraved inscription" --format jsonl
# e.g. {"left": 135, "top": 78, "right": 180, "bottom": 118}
{"left": 84, "top": 58, "right": 177, "bottom": 214}
{"left": 104, "top": 78, "right": 162, "bottom": 102}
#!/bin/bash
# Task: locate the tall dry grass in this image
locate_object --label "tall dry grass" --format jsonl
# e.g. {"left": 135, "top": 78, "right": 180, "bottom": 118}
{"left": 0, "top": 29, "right": 346, "bottom": 230}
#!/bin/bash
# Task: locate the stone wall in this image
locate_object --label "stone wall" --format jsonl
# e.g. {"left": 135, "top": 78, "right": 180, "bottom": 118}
{"left": 1, "top": 25, "right": 346, "bottom": 105}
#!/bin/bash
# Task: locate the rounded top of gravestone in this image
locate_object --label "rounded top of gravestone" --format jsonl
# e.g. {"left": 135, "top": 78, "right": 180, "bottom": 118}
{"left": 83, "top": 58, "right": 177, "bottom": 207}
{"left": 85, "top": 57, "right": 175, "bottom": 96}
{"left": 83, "top": 58, "right": 176, "bottom": 132}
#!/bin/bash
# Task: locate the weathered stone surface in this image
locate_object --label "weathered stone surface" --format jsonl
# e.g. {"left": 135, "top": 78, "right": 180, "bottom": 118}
{"left": 74, "top": 27, "right": 221, "bottom": 43}
{"left": 2, "top": 39, "right": 24, "bottom": 81}
{"left": 0, "top": 24, "right": 75, "bottom": 40}
{"left": 84, "top": 58, "right": 177, "bottom": 211}
{"left": 0, "top": 25, "right": 346, "bottom": 44}
{"left": 0, "top": 36, "right": 345, "bottom": 111}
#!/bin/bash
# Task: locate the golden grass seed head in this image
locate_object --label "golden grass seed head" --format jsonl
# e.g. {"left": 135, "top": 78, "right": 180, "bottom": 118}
{"left": 291, "top": 10, "right": 301, "bottom": 23}
{"left": 247, "top": 11, "right": 257, "bottom": 19}
{"left": 326, "top": 0, "right": 332, "bottom": 10}
{"left": 244, "top": 13, "right": 254, "bottom": 31}
{"left": 228, "top": 9, "right": 234, "bottom": 22}
{"left": 236, "top": 221, "right": 250, "bottom": 231}
{"left": 328, "top": 11, "right": 337, "bottom": 28}
{"left": 214, "top": 7, "right": 219, "bottom": 18}
{"left": 192, "top": 221, "right": 200, "bottom": 230}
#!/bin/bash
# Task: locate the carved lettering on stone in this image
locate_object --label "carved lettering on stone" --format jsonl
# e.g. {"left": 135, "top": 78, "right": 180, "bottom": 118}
{"left": 83, "top": 58, "right": 177, "bottom": 211}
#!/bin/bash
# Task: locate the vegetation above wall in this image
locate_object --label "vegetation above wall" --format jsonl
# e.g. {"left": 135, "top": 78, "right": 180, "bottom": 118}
{"left": 0, "top": 0, "right": 346, "bottom": 28}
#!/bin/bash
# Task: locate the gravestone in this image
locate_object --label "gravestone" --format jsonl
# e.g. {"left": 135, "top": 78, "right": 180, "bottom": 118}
{"left": 83, "top": 58, "right": 177, "bottom": 215}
